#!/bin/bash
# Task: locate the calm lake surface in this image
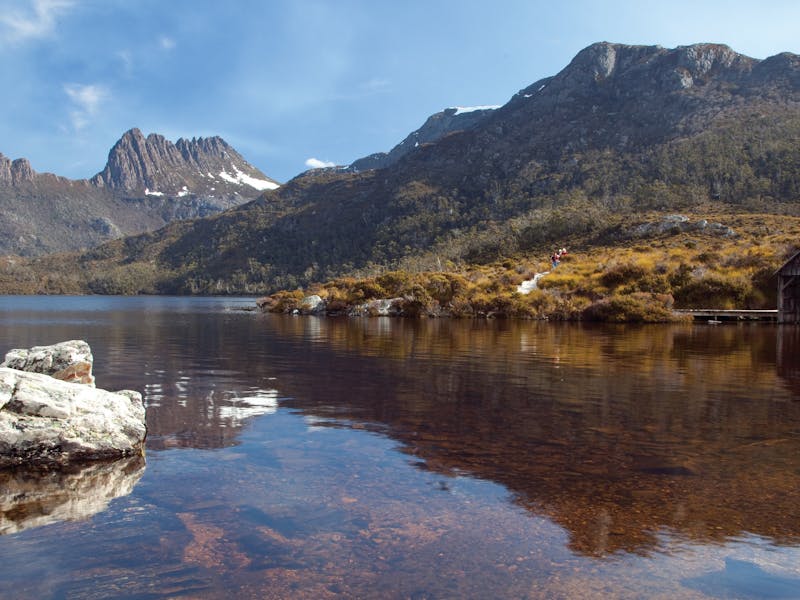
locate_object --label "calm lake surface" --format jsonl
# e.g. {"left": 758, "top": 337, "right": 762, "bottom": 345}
{"left": 1, "top": 296, "right": 800, "bottom": 599}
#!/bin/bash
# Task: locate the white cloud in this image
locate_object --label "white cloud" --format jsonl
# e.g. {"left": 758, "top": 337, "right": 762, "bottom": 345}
{"left": 0, "top": 0, "right": 74, "bottom": 43}
{"left": 159, "top": 35, "right": 176, "bottom": 50}
{"left": 359, "top": 77, "right": 391, "bottom": 93}
{"left": 64, "top": 83, "right": 110, "bottom": 131}
{"left": 305, "top": 157, "right": 336, "bottom": 169}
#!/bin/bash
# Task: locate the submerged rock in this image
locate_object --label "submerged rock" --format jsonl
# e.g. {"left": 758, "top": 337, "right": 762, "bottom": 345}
{"left": 2, "top": 340, "right": 95, "bottom": 386}
{"left": 0, "top": 340, "right": 146, "bottom": 468}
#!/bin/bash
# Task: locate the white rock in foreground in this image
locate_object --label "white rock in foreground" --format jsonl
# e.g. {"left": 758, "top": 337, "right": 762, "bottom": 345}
{"left": 0, "top": 368, "right": 146, "bottom": 468}
{"left": 2, "top": 340, "right": 95, "bottom": 386}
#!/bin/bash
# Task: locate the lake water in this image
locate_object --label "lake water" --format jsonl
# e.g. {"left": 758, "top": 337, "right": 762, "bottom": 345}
{"left": 1, "top": 296, "right": 799, "bottom": 599}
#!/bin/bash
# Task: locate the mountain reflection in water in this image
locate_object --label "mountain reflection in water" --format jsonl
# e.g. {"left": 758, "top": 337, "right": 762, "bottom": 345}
{"left": 1, "top": 297, "right": 799, "bottom": 598}
{"left": 258, "top": 317, "right": 800, "bottom": 557}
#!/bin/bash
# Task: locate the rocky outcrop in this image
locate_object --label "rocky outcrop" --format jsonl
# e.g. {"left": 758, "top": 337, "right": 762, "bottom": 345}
{"left": 0, "top": 455, "right": 144, "bottom": 535}
{"left": 2, "top": 340, "right": 95, "bottom": 386}
{"left": 350, "top": 298, "right": 404, "bottom": 316}
{"left": 0, "top": 155, "right": 36, "bottom": 185}
{"left": 0, "top": 341, "right": 146, "bottom": 468}
{"left": 631, "top": 215, "right": 737, "bottom": 238}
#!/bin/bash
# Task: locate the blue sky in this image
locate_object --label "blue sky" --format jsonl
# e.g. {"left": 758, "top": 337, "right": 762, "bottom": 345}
{"left": 1, "top": 0, "right": 799, "bottom": 183}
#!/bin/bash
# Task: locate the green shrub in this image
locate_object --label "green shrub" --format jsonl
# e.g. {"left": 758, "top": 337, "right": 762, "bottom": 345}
{"left": 376, "top": 271, "right": 415, "bottom": 296}
{"left": 348, "top": 279, "right": 388, "bottom": 302}
{"left": 673, "top": 274, "right": 750, "bottom": 308}
{"left": 261, "top": 289, "right": 304, "bottom": 312}
{"left": 423, "top": 272, "right": 468, "bottom": 305}
{"left": 582, "top": 293, "right": 676, "bottom": 322}
{"left": 600, "top": 262, "right": 649, "bottom": 288}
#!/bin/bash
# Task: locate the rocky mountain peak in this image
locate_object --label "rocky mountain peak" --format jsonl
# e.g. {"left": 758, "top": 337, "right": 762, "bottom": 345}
{"left": 550, "top": 42, "right": 754, "bottom": 93}
{"left": 174, "top": 136, "right": 237, "bottom": 172}
{"left": 92, "top": 128, "right": 183, "bottom": 190}
{"left": 91, "top": 129, "right": 278, "bottom": 195}
{"left": 0, "top": 128, "right": 281, "bottom": 257}
{"left": 0, "top": 154, "right": 36, "bottom": 185}
{"left": 349, "top": 105, "right": 498, "bottom": 172}
{"left": 676, "top": 43, "right": 739, "bottom": 75}
{"left": 570, "top": 41, "right": 624, "bottom": 80}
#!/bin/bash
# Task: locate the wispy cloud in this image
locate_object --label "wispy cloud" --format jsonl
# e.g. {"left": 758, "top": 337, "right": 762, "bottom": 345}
{"left": 305, "top": 157, "right": 336, "bottom": 169}
{"left": 0, "top": 0, "right": 74, "bottom": 43}
{"left": 64, "top": 83, "right": 110, "bottom": 131}
{"left": 359, "top": 77, "right": 391, "bottom": 94}
{"left": 116, "top": 49, "right": 133, "bottom": 73}
{"left": 159, "top": 35, "right": 176, "bottom": 50}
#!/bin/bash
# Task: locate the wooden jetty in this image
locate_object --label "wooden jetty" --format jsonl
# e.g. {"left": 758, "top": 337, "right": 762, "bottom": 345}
{"left": 674, "top": 309, "right": 778, "bottom": 322}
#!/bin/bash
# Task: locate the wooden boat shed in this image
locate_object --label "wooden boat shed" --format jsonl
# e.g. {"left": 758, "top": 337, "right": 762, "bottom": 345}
{"left": 778, "top": 250, "right": 800, "bottom": 324}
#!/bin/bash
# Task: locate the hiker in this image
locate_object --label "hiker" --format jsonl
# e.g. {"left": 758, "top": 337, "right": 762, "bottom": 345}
{"left": 551, "top": 247, "right": 567, "bottom": 269}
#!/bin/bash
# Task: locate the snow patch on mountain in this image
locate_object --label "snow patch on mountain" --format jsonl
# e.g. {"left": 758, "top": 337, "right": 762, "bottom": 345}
{"left": 218, "top": 165, "right": 279, "bottom": 191}
{"left": 453, "top": 105, "right": 501, "bottom": 115}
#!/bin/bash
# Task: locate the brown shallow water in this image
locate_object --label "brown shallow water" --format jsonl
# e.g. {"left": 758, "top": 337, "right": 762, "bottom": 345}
{"left": 0, "top": 296, "right": 799, "bottom": 599}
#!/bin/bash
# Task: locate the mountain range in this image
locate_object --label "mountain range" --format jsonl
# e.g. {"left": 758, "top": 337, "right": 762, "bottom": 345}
{"left": 0, "top": 129, "right": 278, "bottom": 256}
{"left": 6, "top": 41, "right": 800, "bottom": 295}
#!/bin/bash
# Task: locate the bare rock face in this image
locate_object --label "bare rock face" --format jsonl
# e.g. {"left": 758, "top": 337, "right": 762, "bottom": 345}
{"left": 0, "top": 341, "right": 146, "bottom": 468}
{"left": 2, "top": 340, "right": 95, "bottom": 386}
{"left": 0, "top": 154, "right": 35, "bottom": 185}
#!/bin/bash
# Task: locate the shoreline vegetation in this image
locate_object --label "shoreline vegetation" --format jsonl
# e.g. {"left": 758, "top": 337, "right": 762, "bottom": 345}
{"left": 258, "top": 213, "right": 799, "bottom": 323}
{"left": 0, "top": 211, "right": 797, "bottom": 323}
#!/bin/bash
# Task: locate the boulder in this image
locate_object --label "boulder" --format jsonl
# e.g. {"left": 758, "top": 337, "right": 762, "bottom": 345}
{"left": 299, "top": 294, "right": 326, "bottom": 314}
{"left": 351, "top": 298, "right": 404, "bottom": 316}
{"left": 0, "top": 366, "right": 146, "bottom": 468}
{"left": 2, "top": 340, "right": 95, "bottom": 386}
